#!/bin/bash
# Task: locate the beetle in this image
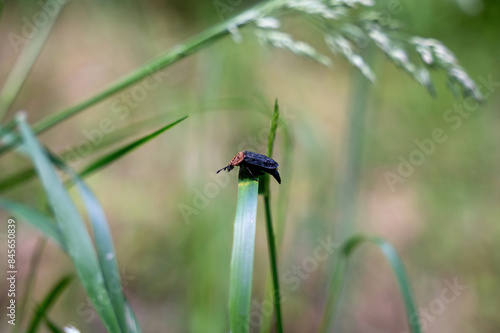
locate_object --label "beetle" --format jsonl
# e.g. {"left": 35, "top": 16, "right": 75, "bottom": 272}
{"left": 217, "top": 150, "right": 281, "bottom": 184}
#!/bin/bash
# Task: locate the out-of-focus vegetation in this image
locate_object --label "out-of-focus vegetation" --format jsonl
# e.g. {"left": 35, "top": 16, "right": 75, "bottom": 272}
{"left": 0, "top": 0, "right": 499, "bottom": 332}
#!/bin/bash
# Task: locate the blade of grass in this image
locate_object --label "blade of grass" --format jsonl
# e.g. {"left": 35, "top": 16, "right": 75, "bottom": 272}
{"left": 0, "top": 114, "right": 187, "bottom": 193}
{"left": 14, "top": 238, "right": 47, "bottom": 333}
{"left": 26, "top": 275, "right": 72, "bottom": 333}
{"left": 0, "top": 0, "right": 283, "bottom": 156}
{"left": 0, "top": 1, "right": 66, "bottom": 121}
{"left": 229, "top": 166, "right": 259, "bottom": 333}
{"left": 0, "top": 199, "right": 65, "bottom": 250}
{"left": 16, "top": 114, "right": 121, "bottom": 332}
{"left": 319, "top": 234, "right": 421, "bottom": 333}
{"left": 259, "top": 99, "right": 283, "bottom": 333}
{"left": 78, "top": 115, "right": 188, "bottom": 178}
{"left": 0, "top": 168, "right": 36, "bottom": 193}
{"left": 50, "top": 154, "right": 137, "bottom": 333}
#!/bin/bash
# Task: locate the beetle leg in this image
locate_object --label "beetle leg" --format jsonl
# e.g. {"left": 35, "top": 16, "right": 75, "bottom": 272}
{"left": 243, "top": 165, "right": 259, "bottom": 181}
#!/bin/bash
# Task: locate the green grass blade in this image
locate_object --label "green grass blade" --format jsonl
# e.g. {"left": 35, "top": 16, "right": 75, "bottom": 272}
{"left": 319, "top": 234, "right": 421, "bottom": 333}
{"left": 0, "top": 199, "right": 65, "bottom": 250}
{"left": 260, "top": 99, "right": 283, "bottom": 333}
{"left": 0, "top": 1, "right": 66, "bottom": 121}
{"left": 50, "top": 154, "right": 135, "bottom": 333}
{"left": 26, "top": 275, "right": 72, "bottom": 333}
{"left": 229, "top": 167, "right": 259, "bottom": 333}
{"left": 15, "top": 238, "right": 47, "bottom": 333}
{"left": 0, "top": 114, "right": 186, "bottom": 193}
{"left": 0, "top": 168, "right": 36, "bottom": 193}
{"left": 79, "top": 115, "right": 188, "bottom": 178}
{"left": 16, "top": 115, "right": 121, "bottom": 332}
{"left": 30, "top": 1, "right": 281, "bottom": 135}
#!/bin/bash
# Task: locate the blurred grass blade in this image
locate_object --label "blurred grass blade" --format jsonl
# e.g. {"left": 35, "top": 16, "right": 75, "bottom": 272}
{"left": 0, "top": 115, "right": 186, "bottom": 193}
{"left": 229, "top": 167, "right": 259, "bottom": 333}
{"left": 50, "top": 154, "right": 136, "bottom": 333}
{"left": 319, "top": 234, "right": 421, "bottom": 333}
{"left": 26, "top": 275, "right": 72, "bottom": 333}
{"left": 16, "top": 115, "right": 121, "bottom": 332}
{"left": 260, "top": 99, "right": 283, "bottom": 333}
{"left": 0, "top": 168, "right": 36, "bottom": 193}
{"left": 79, "top": 115, "right": 188, "bottom": 178}
{"left": 0, "top": 199, "right": 65, "bottom": 250}
{"left": 0, "top": 1, "right": 65, "bottom": 120}
{"left": 15, "top": 238, "right": 47, "bottom": 333}
{"left": 29, "top": 1, "right": 280, "bottom": 135}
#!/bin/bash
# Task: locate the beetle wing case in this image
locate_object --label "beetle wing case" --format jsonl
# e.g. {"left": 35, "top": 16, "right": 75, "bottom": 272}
{"left": 242, "top": 151, "right": 279, "bottom": 169}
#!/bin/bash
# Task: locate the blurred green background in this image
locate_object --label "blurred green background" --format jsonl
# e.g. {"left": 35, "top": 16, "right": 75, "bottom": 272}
{"left": 0, "top": 0, "right": 499, "bottom": 332}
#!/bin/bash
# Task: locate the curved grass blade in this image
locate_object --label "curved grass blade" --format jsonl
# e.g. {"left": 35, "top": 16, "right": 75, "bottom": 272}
{"left": 0, "top": 199, "right": 65, "bottom": 250}
{"left": 229, "top": 167, "right": 259, "bottom": 333}
{"left": 319, "top": 234, "right": 421, "bottom": 333}
{"left": 26, "top": 275, "right": 72, "bottom": 333}
{"left": 16, "top": 115, "right": 121, "bottom": 332}
{"left": 0, "top": 1, "right": 66, "bottom": 121}
{"left": 50, "top": 154, "right": 137, "bottom": 333}
{"left": 78, "top": 115, "right": 188, "bottom": 178}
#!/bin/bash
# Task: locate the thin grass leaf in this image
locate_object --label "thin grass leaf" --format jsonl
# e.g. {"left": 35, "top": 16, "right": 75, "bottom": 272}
{"left": 259, "top": 99, "right": 283, "bottom": 333}
{"left": 16, "top": 115, "right": 121, "bottom": 332}
{"left": 319, "top": 234, "right": 421, "bottom": 333}
{"left": 0, "top": 199, "right": 65, "bottom": 250}
{"left": 0, "top": 2, "right": 66, "bottom": 121}
{"left": 0, "top": 168, "right": 36, "bottom": 193}
{"left": 50, "top": 154, "right": 136, "bottom": 333}
{"left": 0, "top": 114, "right": 187, "bottom": 193}
{"left": 79, "top": 115, "right": 188, "bottom": 178}
{"left": 26, "top": 275, "right": 72, "bottom": 333}
{"left": 14, "top": 238, "right": 47, "bottom": 333}
{"left": 229, "top": 167, "right": 259, "bottom": 333}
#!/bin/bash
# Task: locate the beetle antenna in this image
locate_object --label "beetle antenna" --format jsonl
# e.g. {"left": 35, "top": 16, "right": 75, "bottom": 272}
{"left": 216, "top": 166, "right": 228, "bottom": 174}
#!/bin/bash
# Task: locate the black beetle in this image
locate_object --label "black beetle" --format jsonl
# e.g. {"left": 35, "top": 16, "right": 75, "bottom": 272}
{"left": 217, "top": 150, "right": 281, "bottom": 184}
